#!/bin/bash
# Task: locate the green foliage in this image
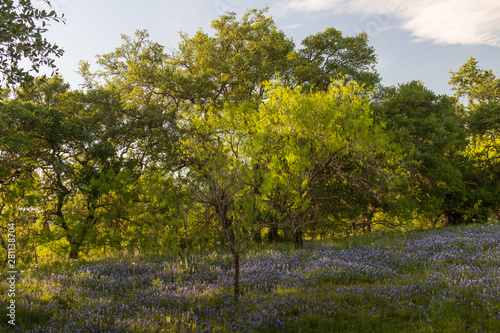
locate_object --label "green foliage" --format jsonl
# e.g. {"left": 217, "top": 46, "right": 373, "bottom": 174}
{"left": 450, "top": 58, "right": 500, "bottom": 222}
{"left": 291, "top": 28, "right": 380, "bottom": 91}
{"left": 94, "top": 7, "right": 379, "bottom": 108}
{"left": 372, "top": 81, "right": 467, "bottom": 225}
{"left": 86, "top": 7, "right": 384, "bottom": 252}
{"left": 2, "top": 7, "right": 500, "bottom": 281}
{"left": 253, "top": 79, "right": 396, "bottom": 247}
{"left": 0, "top": 75, "right": 150, "bottom": 260}
{"left": 0, "top": 0, "right": 65, "bottom": 85}
{"left": 449, "top": 57, "right": 500, "bottom": 109}
{"left": 175, "top": 8, "right": 295, "bottom": 105}
{"left": 3, "top": 7, "right": 500, "bottom": 333}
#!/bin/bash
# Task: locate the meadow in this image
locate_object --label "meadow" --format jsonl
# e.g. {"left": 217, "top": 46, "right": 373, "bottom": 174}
{"left": 1, "top": 223, "right": 500, "bottom": 333}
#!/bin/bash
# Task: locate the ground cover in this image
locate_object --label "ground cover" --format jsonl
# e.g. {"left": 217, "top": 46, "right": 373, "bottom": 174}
{"left": 1, "top": 223, "right": 499, "bottom": 332}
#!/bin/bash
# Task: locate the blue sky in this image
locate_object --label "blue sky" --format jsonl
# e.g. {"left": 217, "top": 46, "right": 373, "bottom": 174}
{"left": 38, "top": 0, "right": 500, "bottom": 95}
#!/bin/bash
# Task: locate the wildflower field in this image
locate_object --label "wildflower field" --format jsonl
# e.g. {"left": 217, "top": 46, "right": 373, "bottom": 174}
{"left": 1, "top": 224, "right": 500, "bottom": 332}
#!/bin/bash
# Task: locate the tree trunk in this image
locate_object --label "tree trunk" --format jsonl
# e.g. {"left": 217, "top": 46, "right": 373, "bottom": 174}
{"left": 252, "top": 228, "right": 262, "bottom": 244}
{"left": 268, "top": 225, "right": 279, "bottom": 242}
{"left": 233, "top": 251, "right": 240, "bottom": 302}
{"left": 1, "top": 233, "right": 9, "bottom": 269}
{"left": 220, "top": 211, "right": 235, "bottom": 245}
{"left": 68, "top": 243, "right": 80, "bottom": 260}
{"left": 365, "top": 210, "right": 375, "bottom": 233}
{"left": 293, "top": 229, "right": 303, "bottom": 249}
{"left": 34, "top": 246, "right": 39, "bottom": 275}
{"left": 445, "top": 210, "right": 464, "bottom": 225}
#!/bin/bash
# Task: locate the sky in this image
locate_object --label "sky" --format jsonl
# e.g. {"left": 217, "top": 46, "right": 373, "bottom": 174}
{"left": 35, "top": 0, "right": 500, "bottom": 95}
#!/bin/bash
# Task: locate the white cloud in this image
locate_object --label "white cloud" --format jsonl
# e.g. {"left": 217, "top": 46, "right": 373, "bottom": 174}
{"left": 277, "top": 0, "right": 340, "bottom": 12}
{"left": 277, "top": 0, "right": 500, "bottom": 46}
{"left": 282, "top": 24, "right": 306, "bottom": 30}
{"left": 277, "top": 0, "right": 402, "bottom": 15}
{"left": 400, "top": 0, "right": 500, "bottom": 46}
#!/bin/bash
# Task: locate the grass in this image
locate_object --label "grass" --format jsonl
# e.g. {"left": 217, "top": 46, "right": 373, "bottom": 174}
{"left": 1, "top": 222, "right": 499, "bottom": 332}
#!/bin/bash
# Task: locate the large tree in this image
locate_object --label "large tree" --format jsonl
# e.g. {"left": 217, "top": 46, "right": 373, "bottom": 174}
{"left": 1, "top": 76, "right": 145, "bottom": 259}
{"left": 450, "top": 57, "right": 500, "bottom": 221}
{"left": 254, "top": 79, "right": 394, "bottom": 247}
{"left": 1, "top": 7, "right": 385, "bottom": 265}
{"left": 180, "top": 100, "right": 258, "bottom": 301}
{"left": 94, "top": 7, "right": 380, "bottom": 110}
{"left": 91, "top": 6, "right": 382, "bottom": 231}
{"left": 372, "top": 81, "right": 467, "bottom": 226}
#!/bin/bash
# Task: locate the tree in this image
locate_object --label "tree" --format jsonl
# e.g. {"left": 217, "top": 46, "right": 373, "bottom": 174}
{"left": 94, "top": 7, "right": 380, "bottom": 108}
{"left": 88, "top": 5, "right": 382, "bottom": 245}
{"left": 0, "top": 104, "right": 39, "bottom": 265}
{"left": 372, "top": 81, "right": 467, "bottom": 226}
{"left": 450, "top": 58, "right": 500, "bottom": 221}
{"left": 287, "top": 28, "right": 380, "bottom": 92}
{"left": 2, "top": 76, "right": 144, "bottom": 259}
{"left": 173, "top": 8, "right": 295, "bottom": 106}
{"left": 254, "top": 79, "right": 394, "bottom": 248}
{"left": 0, "top": 0, "right": 65, "bottom": 85}
{"left": 180, "top": 100, "right": 260, "bottom": 302}
{"left": 449, "top": 57, "right": 499, "bottom": 109}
